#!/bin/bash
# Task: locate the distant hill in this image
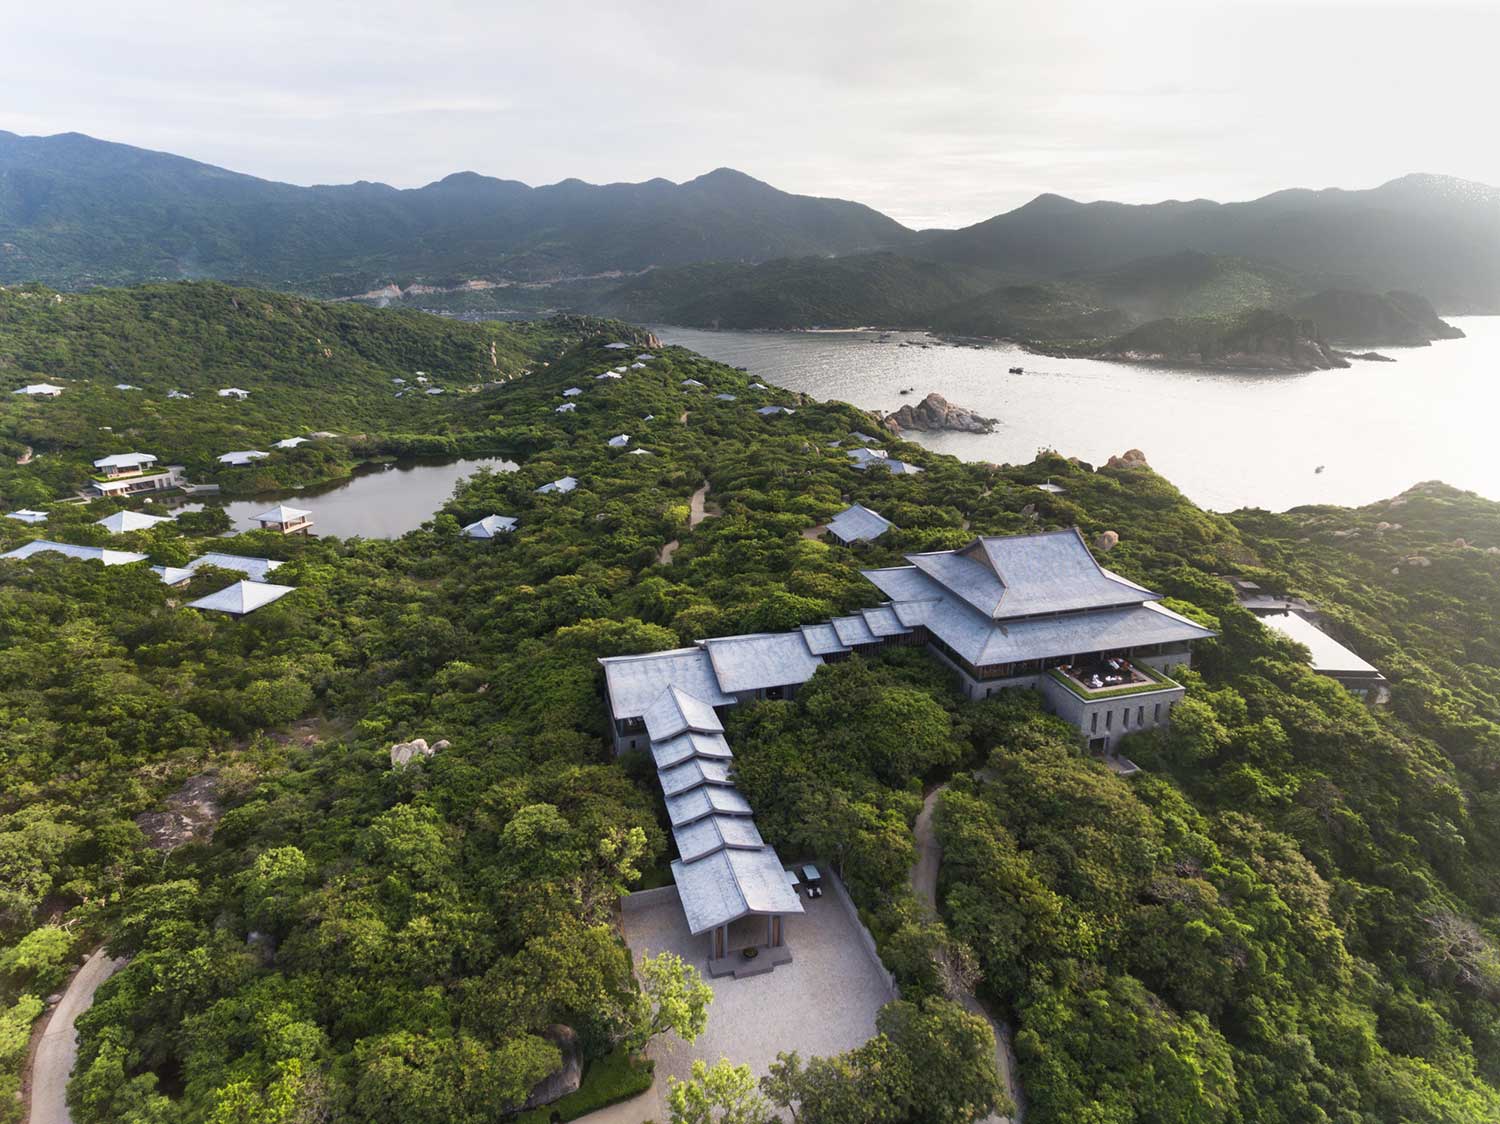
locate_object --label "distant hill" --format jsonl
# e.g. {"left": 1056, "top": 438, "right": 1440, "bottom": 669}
{"left": 585, "top": 252, "right": 1001, "bottom": 329}
{"left": 919, "top": 174, "right": 1500, "bottom": 312}
{"left": 1085, "top": 308, "right": 1350, "bottom": 372}
{"left": 1289, "top": 289, "right": 1466, "bottom": 347}
{"left": 0, "top": 131, "right": 913, "bottom": 291}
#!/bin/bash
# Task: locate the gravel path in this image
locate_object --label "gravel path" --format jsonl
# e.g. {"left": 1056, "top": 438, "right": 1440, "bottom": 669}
{"left": 912, "top": 785, "right": 1024, "bottom": 1123}
{"left": 28, "top": 947, "right": 128, "bottom": 1124}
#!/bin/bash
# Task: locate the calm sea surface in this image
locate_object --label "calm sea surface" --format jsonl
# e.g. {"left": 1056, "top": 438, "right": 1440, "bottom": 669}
{"left": 179, "top": 457, "right": 518, "bottom": 539}
{"left": 657, "top": 318, "right": 1500, "bottom": 512}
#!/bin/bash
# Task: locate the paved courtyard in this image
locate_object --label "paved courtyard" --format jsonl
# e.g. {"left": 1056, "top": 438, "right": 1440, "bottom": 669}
{"left": 598, "top": 880, "right": 898, "bottom": 1122}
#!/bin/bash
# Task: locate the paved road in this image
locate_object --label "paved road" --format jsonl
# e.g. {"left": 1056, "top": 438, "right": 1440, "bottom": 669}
{"left": 912, "top": 785, "right": 1024, "bottom": 1124}
{"left": 29, "top": 947, "right": 128, "bottom": 1124}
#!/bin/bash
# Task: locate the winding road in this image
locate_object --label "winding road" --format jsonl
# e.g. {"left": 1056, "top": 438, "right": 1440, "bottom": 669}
{"left": 912, "top": 786, "right": 1025, "bottom": 1123}
{"left": 28, "top": 947, "right": 128, "bottom": 1124}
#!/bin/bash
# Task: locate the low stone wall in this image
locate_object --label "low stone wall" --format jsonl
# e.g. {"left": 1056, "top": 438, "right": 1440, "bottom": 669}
{"left": 823, "top": 868, "right": 899, "bottom": 996}
{"left": 621, "top": 883, "right": 681, "bottom": 915}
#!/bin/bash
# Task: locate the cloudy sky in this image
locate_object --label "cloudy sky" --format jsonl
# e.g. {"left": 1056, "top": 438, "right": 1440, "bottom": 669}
{"left": 4, "top": 0, "right": 1495, "bottom": 228}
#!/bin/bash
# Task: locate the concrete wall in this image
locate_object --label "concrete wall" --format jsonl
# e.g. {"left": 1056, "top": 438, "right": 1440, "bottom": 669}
{"left": 621, "top": 883, "right": 681, "bottom": 915}
{"left": 1039, "top": 675, "right": 1182, "bottom": 751}
{"left": 823, "top": 868, "right": 899, "bottom": 997}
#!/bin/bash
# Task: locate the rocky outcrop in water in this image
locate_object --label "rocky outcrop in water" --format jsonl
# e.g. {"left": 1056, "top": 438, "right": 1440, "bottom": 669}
{"left": 884, "top": 392, "right": 996, "bottom": 434}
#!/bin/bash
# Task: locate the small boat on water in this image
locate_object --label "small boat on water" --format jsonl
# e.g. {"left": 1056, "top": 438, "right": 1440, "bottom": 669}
{"left": 1009, "top": 366, "right": 1024, "bottom": 374}
{"left": 1315, "top": 465, "right": 1326, "bottom": 474}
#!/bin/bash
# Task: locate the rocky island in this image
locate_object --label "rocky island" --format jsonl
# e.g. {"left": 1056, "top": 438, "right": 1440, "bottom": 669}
{"left": 884, "top": 391, "right": 997, "bottom": 433}
{"left": 1086, "top": 309, "right": 1352, "bottom": 372}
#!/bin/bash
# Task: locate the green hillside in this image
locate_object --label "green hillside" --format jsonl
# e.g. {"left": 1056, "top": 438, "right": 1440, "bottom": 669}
{"left": 2, "top": 286, "right": 1500, "bottom": 1121}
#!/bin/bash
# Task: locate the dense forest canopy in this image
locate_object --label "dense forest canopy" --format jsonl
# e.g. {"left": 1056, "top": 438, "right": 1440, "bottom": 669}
{"left": 0, "top": 281, "right": 1499, "bottom": 1122}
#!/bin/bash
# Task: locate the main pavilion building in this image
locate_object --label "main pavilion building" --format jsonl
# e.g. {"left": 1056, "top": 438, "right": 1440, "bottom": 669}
{"left": 600, "top": 528, "right": 1215, "bottom": 968}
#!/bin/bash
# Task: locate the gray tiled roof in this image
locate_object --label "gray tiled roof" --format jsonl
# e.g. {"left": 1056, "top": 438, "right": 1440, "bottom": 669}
{"left": 658, "top": 756, "right": 734, "bottom": 796}
{"left": 673, "top": 814, "right": 765, "bottom": 863}
{"left": 672, "top": 846, "right": 805, "bottom": 934}
{"left": 644, "top": 685, "right": 725, "bottom": 741}
{"left": 665, "top": 784, "right": 753, "bottom": 827}
{"left": 799, "top": 622, "right": 850, "bottom": 656}
{"left": 860, "top": 605, "right": 911, "bottom": 637}
{"left": 831, "top": 614, "right": 879, "bottom": 647}
{"left": 600, "top": 647, "right": 737, "bottom": 719}
{"left": 827, "top": 503, "right": 894, "bottom": 544}
{"left": 700, "top": 633, "right": 824, "bottom": 694}
{"left": 650, "top": 730, "right": 733, "bottom": 769}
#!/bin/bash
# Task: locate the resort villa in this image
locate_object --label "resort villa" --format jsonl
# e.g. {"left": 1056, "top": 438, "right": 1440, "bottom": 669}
{"left": 463, "top": 514, "right": 518, "bottom": 539}
{"left": 253, "top": 505, "right": 314, "bottom": 535}
{"left": 95, "top": 511, "right": 175, "bottom": 534}
{"left": 218, "top": 450, "right": 269, "bottom": 467}
{"left": 827, "top": 503, "right": 894, "bottom": 545}
{"left": 88, "top": 453, "right": 184, "bottom": 498}
{"left": 13, "top": 383, "right": 63, "bottom": 397}
{"left": 600, "top": 529, "right": 1215, "bottom": 970}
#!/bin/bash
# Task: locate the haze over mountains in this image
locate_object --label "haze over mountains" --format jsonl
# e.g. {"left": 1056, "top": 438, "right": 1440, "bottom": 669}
{"left": 2, "top": 129, "right": 1497, "bottom": 357}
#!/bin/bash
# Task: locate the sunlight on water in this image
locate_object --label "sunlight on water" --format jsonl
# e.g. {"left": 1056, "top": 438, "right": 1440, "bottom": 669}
{"left": 657, "top": 319, "right": 1500, "bottom": 512}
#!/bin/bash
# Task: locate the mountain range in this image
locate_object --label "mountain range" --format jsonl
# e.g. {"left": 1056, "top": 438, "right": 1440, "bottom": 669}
{"left": 2, "top": 130, "right": 1497, "bottom": 349}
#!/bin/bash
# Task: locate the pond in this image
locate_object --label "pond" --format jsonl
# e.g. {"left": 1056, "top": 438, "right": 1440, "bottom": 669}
{"left": 182, "top": 456, "right": 519, "bottom": 539}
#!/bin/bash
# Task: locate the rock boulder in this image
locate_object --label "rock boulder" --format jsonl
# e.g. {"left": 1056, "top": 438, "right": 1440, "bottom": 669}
{"left": 390, "top": 738, "right": 443, "bottom": 767}
{"left": 1095, "top": 530, "right": 1120, "bottom": 551}
{"left": 1105, "top": 449, "right": 1150, "bottom": 470}
{"left": 884, "top": 392, "right": 996, "bottom": 434}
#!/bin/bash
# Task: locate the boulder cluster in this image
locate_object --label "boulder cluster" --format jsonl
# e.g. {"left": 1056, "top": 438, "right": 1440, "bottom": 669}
{"left": 884, "top": 392, "right": 996, "bottom": 434}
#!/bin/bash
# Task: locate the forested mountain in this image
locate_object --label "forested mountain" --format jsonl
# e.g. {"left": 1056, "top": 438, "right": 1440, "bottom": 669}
{"left": 920, "top": 174, "right": 1500, "bottom": 312}
{"left": 4, "top": 283, "right": 1500, "bottom": 1121}
{"left": 4, "top": 130, "right": 1497, "bottom": 322}
{"left": 0, "top": 131, "right": 911, "bottom": 291}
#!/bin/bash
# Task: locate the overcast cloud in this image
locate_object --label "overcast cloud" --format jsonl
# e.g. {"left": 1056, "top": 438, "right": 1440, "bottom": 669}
{"left": 3, "top": 0, "right": 1495, "bottom": 228}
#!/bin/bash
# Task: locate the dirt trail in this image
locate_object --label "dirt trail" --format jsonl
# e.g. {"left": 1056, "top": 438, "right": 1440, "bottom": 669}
{"left": 912, "top": 786, "right": 1024, "bottom": 1123}
{"left": 658, "top": 484, "right": 716, "bottom": 565}
{"left": 28, "top": 947, "right": 129, "bottom": 1124}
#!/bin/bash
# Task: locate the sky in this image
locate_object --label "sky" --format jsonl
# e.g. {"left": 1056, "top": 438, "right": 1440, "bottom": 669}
{"left": 4, "top": 0, "right": 1497, "bottom": 229}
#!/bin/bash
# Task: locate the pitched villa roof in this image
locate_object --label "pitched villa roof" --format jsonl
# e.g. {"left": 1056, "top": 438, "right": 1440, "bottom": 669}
{"left": 93, "top": 452, "right": 158, "bottom": 470}
{"left": 254, "top": 504, "right": 311, "bottom": 524}
{"left": 673, "top": 846, "right": 804, "bottom": 936}
{"left": 188, "top": 580, "right": 295, "bottom": 615}
{"left": 463, "top": 514, "right": 518, "bottom": 538}
{"left": 2, "top": 540, "right": 148, "bottom": 566}
{"left": 95, "top": 511, "right": 174, "bottom": 533}
{"left": 827, "top": 503, "right": 893, "bottom": 544}
{"left": 186, "top": 552, "right": 283, "bottom": 583}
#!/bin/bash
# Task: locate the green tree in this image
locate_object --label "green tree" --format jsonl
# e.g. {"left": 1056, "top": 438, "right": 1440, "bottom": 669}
{"left": 667, "top": 1058, "right": 776, "bottom": 1124}
{"left": 622, "top": 951, "right": 713, "bottom": 1056}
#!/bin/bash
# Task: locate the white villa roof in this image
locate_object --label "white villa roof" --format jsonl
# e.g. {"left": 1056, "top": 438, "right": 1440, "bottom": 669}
{"left": 1258, "top": 611, "right": 1382, "bottom": 676}
{"left": 644, "top": 685, "right": 725, "bottom": 741}
{"left": 463, "top": 514, "right": 518, "bottom": 538}
{"left": 827, "top": 503, "right": 893, "bottom": 544}
{"left": 217, "top": 387, "right": 249, "bottom": 396}
{"left": 601, "top": 647, "right": 737, "bottom": 719}
{"left": 700, "top": 633, "right": 825, "bottom": 694}
{"left": 536, "top": 475, "right": 578, "bottom": 494}
{"left": 218, "top": 450, "right": 269, "bottom": 465}
{"left": 672, "top": 846, "right": 805, "bottom": 934}
{"left": 1036, "top": 482, "right": 1066, "bottom": 494}
{"left": 253, "top": 504, "right": 311, "bottom": 523}
{"left": 93, "top": 452, "right": 157, "bottom": 469}
{"left": 114, "top": 383, "right": 138, "bottom": 390}
{"left": 605, "top": 342, "right": 631, "bottom": 349}
{"left": 627, "top": 448, "right": 653, "bottom": 456}
{"left": 650, "top": 730, "right": 733, "bottom": 769}
{"left": 715, "top": 393, "right": 737, "bottom": 401}
{"left": 632, "top": 362, "right": 648, "bottom": 369}
{"left": 6, "top": 510, "right": 48, "bottom": 524}
{"left": 608, "top": 434, "right": 630, "bottom": 447}
{"left": 188, "top": 580, "right": 295, "bottom": 615}
{"left": 14, "top": 383, "right": 63, "bottom": 395}
{"left": 95, "top": 511, "right": 174, "bottom": 533}
{"left": 636, "top": 354, "right": 655, "bottom": 360}
{"left": 665, "top": 784, "right": 754, "bottom": 827}
{"left": 186, "top": 552, "right": 283, "bottom": 582}
{"left": 658, "top": 756, "right": 735, "bottom": 796}
{"left": 2, "top": 540, "right": 147, "bottom": 566}
{"left": 562, "top": 387, "right": 584, "bottom": 396}
{"left": 756, "top": 405, "right": 794, "bottom": 416}
{"left": 273, "top": 437, "right": 309, "bottom": 449}
{"left": 846, "top": 447, "right": 890, "bottom": 468}
{"left": 152, "top": 565, "right": 195, "bottom": 585}
{"left": 167, "top": 390, "right": 192, "bottom": 399}
{"left": 556, "top": 403, "right": 577, "bottom": 413}
{"left": 673, "top": 814, "right": 764, "bottom": 863}
{"left": 596, "top": 372, "right": 622, "bottom": 380}
{"left": 681, "top": 379, "right": 704, "bottom": 387}
{"left": 886, "top": 460, "right": 925, "bottom": 475}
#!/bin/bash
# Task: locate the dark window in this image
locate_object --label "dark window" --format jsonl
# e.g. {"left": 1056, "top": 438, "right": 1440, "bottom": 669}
{"left": 1105, "top": 710, "right": 1113, "bottom": 730}
{"left": 1154, "top": 703, "right": 1161, "bottom": 723}
{"left": 1137, "top": 706, "right": 1145, "bottom": 726}
{"left": 1091, "top": 712, "right": 1098, "bottom": 733}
